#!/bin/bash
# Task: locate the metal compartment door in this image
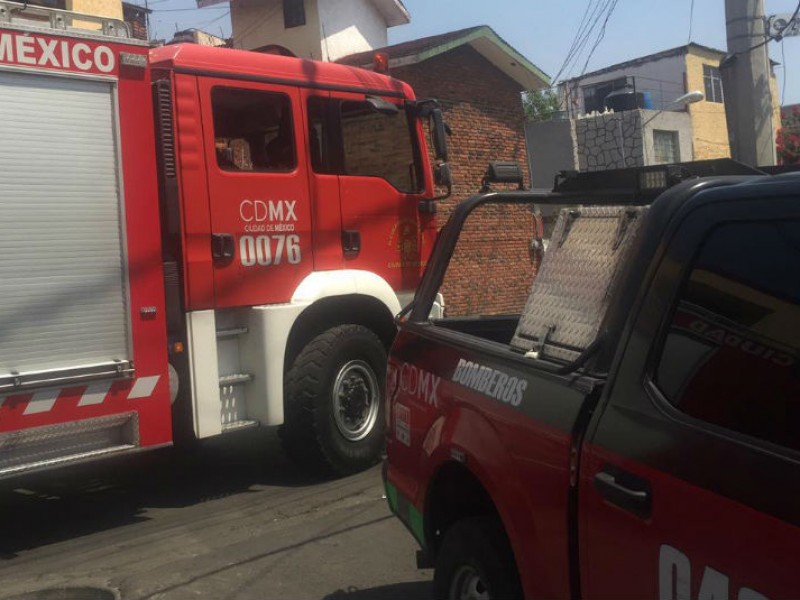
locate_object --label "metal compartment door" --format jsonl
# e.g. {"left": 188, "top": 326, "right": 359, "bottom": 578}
{"left": 0, "top": 71, "right": 131, "bottom": 387}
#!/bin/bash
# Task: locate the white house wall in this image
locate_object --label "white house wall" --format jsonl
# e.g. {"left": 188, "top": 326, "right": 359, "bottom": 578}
{"left": 563, "top": 54, "right": 686, "bottom": 116}
{"left": 318, "top": 0, "right": 388, "bottom": 62}
{"left": 231, "top": 0, "right": 324, "bottom": 58}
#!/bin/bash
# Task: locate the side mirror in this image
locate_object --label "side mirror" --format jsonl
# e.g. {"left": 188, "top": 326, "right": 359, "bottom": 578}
{"left": 435, "top": 162, "right": 452, "bottom": 190}
{"left": 420, "top": 163, "right": 452, "bottom": 211}
{"left": 431, "top": 108, "right": 449, "bottom": 161}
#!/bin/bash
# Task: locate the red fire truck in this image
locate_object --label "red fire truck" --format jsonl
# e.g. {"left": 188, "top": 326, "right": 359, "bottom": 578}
{"left": 0, "top": 2, "right": 448, "bottom": 477}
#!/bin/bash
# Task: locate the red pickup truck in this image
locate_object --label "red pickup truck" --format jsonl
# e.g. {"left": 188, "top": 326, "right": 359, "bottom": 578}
{"left": 384, "top": 161, "right": 800, "bottom": 600}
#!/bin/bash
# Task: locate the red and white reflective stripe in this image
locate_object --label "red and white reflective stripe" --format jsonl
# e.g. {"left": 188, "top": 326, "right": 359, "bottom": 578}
{"left": 1, "top": 375, "right": 161, "bottom": 416}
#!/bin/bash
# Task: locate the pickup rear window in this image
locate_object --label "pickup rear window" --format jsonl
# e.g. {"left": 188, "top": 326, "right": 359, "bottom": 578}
{"left": 656, "top": 220, "right": 800, "bottom": 453}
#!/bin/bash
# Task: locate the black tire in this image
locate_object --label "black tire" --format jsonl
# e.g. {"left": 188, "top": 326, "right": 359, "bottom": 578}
{"left": 433, "top": 517, "right": 522, "bottom": 600}
{"left": 279, "top": 324, "right": 387, "bottom": 476}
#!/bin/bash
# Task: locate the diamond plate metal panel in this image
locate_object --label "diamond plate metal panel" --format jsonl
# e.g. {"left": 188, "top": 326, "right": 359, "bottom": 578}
{"left": 511, "top": 205, "right": 649, "bottom": 362}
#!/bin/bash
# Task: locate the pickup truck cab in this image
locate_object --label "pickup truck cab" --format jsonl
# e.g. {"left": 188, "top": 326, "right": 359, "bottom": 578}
{"left": 384, "top": 162, "right": 800, "bottom": 600}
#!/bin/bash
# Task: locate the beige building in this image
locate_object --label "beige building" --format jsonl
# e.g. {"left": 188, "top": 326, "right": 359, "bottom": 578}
{"left": 230, "top": 0, "right": 409, "bottom": 60}
{"left": 559, "top": 43, "right": 782, "bottom": 161}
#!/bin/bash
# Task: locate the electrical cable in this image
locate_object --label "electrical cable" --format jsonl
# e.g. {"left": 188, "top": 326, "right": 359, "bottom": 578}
{"left": 781, "top": 37, "right": 787, "bottom": 105}
{"left": 564, "top": 0, "right": 615, "bottom": 79}
{"left": 732, "top": 0, "right": 800, "bottom": 56}
{"left": 196, "top": 9, "right": 229, "bottom": 30}
{"left": 551, "top": 0, "right": 611, "bottom": 84}
{"left": 151, "top": 5, "right": 226, "bottom": 12}
{"left": 551, "top": 0, "right": 600, "bottom": 83}
{"left": 580, "top": 0, "right": 620, "bottom": 76}
{"left": 227, "top": 4, "right": 277, "bottom": 47}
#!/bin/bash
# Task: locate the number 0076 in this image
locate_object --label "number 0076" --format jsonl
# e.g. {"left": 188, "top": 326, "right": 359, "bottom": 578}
{"left": 239, "top": 234, "right": 301, "bottom": 267}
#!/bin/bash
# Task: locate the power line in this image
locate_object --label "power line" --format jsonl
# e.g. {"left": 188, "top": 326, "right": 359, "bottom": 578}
{"left": 551, "top": 0, "right": 598, "bottom": 83}
{"left": 564, "top": 0, "right": 616, "bottom": 79}
{"left": 151, "top": 5, "right": 227, "bottom": 12}
{"left": 227, "top": 3, "right": 279, "bottom": 48}
{"left": 731, "top": 0, "right": 800, "bottom": 55}
{"left": 580, "top": 0, "right": 620, "bottom": 76}
{"left": 196, "top": 9, "right": 229, "bottom": 30}
{"left": 781, "top": 38, "right": 788, "bottom": 105}
{"left": 688, "top": 0, "right": 695, "bottom": 43}
{"left": 551, "top": 0, "right": 610, "bottom": 84}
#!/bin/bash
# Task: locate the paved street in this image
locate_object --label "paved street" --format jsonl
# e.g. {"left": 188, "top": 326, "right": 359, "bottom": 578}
{"left": 0, "top": 431, "right": 432, "bottom": 600}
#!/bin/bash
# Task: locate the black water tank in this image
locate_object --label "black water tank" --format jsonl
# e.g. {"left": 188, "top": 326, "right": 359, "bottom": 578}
{"left": 604, "top": 88, "right": 645, "bottom": 111}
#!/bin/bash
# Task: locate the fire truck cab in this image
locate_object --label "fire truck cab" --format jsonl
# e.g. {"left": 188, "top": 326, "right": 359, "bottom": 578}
{"left": 0, "top": 3, "right": 444, "bottom": 477}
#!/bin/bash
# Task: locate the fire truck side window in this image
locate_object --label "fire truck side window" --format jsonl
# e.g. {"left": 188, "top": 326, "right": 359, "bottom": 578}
{"left": 211, "top": 87, "right": 296, "bottom": 172}
{"left": 306, "top": 97, "right": 422, "bottom": 192}
{"left": 655, "top": 221, "right": 800, "bottom": 453}
{"left": 339, "top": 100, "right": 422, "bottom": 193}
{"left": 307, "top": 96, "right": 336, "bottom": 175}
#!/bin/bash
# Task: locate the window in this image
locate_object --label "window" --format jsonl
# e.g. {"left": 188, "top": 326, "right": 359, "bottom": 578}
{"left": 582, "top": 77, "right": 629, "bottom": 113}
{"left": 307, "top": 96, "right": 334, "bottom": 174}
{"left": 307, "top": 97, "right": 422, "bottom": 192}
{"left": 430, "top": 201, "right": 547, "bottom": 346}
{"left": 703, "top": 64, "right": 723, "bottom": 103}
{"left": 283, "top": 0, "right": 306, "bottom": 29}
{"left": 653, "top": 130, "right": 680, "bottom": 164}
{"left": 211, "top": 87, "right": 296, "bottom": 172}
{"left": 655, "top": 221, "right": 800, "bottom": 452}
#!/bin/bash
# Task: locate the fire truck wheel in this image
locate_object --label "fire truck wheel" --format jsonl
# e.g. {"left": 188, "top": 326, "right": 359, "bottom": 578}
{"left": 280, "top": 324, "right": 387, "bottom": 476}
{"left": 433, "top": 517, "right": 522, "bottom": 600}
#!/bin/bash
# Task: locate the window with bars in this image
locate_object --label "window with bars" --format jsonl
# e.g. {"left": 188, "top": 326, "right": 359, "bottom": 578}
{"left": 653, "top": 130, "right": 680, "bottom": 164}
{"left": 703, "top": 64, "right": 723, "bottom": 103}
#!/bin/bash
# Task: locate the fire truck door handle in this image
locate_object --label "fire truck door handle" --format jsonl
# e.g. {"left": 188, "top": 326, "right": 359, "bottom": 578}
{"left": 342, "top": 230, "right": 361, "bottom": 257}
{"left": 594, "top": 468, "right": 651, "bottom": 518}
{"left": 211, "top": 233, "right": 235, "bottom": 261}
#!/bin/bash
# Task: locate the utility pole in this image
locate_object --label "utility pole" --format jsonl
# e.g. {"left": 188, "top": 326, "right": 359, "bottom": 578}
{"left": 722, "top": 0, "right": 777, "bottom": 167}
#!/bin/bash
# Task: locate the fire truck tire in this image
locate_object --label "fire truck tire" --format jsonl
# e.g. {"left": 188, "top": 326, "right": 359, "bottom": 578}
{"left": 433, "top": 517, "right": 522, "bottom": 600}
{"left": 280, "top": 324, "right": 387, "bottom": 476}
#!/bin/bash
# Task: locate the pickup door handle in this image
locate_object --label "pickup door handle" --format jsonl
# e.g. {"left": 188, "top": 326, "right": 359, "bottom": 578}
{"left": 594, "top": 467, "right": 652, "bottom": 518}
{"left": 211, "top": 233, "right": 235, "bottom": 261}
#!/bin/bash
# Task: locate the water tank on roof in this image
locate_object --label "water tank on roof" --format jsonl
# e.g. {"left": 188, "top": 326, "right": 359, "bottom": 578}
{"left": 604, "top": 87, "right": 646, "bottom": 112}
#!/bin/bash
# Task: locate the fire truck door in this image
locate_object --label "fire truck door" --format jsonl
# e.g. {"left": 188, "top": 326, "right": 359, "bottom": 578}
{"left": 198, "top": 78, "right": 312, "bottom": 308}
{"left": 329, "top": 91, "right": 426, "bottom": 293}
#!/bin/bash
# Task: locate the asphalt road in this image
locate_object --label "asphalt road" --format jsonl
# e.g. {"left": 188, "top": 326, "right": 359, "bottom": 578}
{"left": 0, "top": 430, "right": 432, "bottom": 600}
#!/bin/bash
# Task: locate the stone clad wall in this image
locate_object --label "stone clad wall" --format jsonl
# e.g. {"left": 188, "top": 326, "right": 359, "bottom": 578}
{"left": 575, "top": 111, "right": 644, "bottom": 171}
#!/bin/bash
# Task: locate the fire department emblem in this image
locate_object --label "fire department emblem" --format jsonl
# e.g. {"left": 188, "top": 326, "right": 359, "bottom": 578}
{"left": 388, "top": 219, "right": 420, "bottom": 267}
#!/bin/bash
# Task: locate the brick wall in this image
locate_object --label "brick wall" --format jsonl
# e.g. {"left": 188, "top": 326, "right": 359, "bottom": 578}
{"left": 392, "top": 46, "right": 536, "bottom": 316}
{"left": 392, "top": 45, "right": 530, "bottom": 207}
{"left": 341, "top": 109, "right": 417, "bottom": 192}
{"left": 122, "top": 3, "right": 148, "bottom": 40}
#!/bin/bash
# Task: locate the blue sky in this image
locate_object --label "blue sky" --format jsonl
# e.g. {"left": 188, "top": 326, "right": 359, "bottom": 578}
{"left": 149, "top": 0, "right": 799, "bottom": 105}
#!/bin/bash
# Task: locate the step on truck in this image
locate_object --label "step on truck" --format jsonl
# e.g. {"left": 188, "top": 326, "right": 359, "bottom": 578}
{"left": 0, "top": 1, "right": 450, "bottom": 477}
{"left": 384, "top": 161, "right": 800, "bottom": 599}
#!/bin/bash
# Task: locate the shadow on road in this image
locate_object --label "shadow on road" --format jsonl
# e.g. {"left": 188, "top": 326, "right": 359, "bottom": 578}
{"left": 0, "top": 428, "right": 329, "bottom": 559}
{"left": 324, "top": 581, "right": 432, "bottom": 600}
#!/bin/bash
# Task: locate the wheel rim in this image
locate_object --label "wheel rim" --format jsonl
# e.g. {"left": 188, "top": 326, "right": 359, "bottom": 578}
{"left": 449, "top": 565, "right": 491, "bottom": 600}
{"left": 332, "top": 360, "right": 380, "bottom": 442}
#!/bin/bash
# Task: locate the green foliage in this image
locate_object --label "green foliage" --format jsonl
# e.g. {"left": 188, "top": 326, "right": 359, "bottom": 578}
{"left": 523, "top": 89, "right": 561, "bottom": 122}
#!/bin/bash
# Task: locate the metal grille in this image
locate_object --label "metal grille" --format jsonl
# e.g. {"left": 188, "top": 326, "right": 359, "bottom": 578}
{"left": 653, "top": 130, "right": 680, "bottom": 164}
{"left": 511, "top": 205, "right": 649, "bottom": 362}
{"left": 0, "top": 71, "right": 130, "bottom": 379}
{"left": 154, "top": 79, "right": 176, "bottom": 179}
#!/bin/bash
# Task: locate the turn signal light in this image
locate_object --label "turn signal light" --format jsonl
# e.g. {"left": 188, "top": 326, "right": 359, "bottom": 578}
{"left": 374, "top": 52, "right": 389, "bottom": 74}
